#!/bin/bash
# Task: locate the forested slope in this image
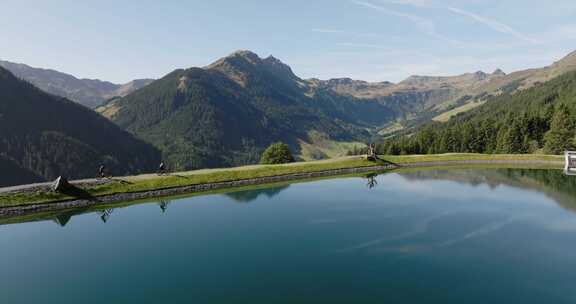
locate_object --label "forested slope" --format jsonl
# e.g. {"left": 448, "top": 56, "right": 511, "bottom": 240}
{"left": 0, "top": 67, "right": 160, "bottom": 186}
{"left": 379, "top": 71, "right": 576, "bottom": 155}
{"left": 103, "top": 51, "right": 395, "bottom": 169}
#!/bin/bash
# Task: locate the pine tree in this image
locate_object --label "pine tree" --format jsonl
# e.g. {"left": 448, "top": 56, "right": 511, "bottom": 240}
{"left": 544, "top": 104, "right": 575, "bottom": 154}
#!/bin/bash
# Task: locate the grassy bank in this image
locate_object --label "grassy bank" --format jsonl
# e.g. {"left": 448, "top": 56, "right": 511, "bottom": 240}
{"left": 0, "top": 154, "right": 563, "bottom": 208}
{"left": 383, "top": 153, "right": 562, "bottom": 164}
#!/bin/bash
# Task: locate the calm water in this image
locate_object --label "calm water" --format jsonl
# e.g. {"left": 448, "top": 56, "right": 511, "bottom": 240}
{"left": 2, "top": 168, "right": 576, "bottom": 303}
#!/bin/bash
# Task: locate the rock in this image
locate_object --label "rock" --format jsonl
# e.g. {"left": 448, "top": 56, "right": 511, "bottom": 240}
{"left": 52, "top": 176, "right": 71, "bottom": 192}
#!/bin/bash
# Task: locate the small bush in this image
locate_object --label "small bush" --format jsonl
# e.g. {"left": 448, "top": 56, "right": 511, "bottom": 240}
{"left": 260, "top": 142, "right": 295, "bottom": 165}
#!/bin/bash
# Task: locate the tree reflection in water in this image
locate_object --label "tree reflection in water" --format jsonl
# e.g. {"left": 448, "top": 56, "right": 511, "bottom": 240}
{"left": 225, "top": 185, "right": 290, "bottom": 203}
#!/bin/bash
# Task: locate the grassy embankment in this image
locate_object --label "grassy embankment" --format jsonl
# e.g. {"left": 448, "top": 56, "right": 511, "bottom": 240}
{"left": 0, "top": 154, "right": 563, "bottom": 208}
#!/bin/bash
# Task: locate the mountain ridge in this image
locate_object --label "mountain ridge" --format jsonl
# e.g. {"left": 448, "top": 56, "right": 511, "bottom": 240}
{"left": 100, "top": 50, "right": 397, "bottom": 169}
{"left": 0, "top": 66, "right": 160, "bottom": 186}
{"left": 99, "top": 49, "right": 576, "bottom": 169}
{"left": 0, "top": 60, "right": 154, "bottom": 108}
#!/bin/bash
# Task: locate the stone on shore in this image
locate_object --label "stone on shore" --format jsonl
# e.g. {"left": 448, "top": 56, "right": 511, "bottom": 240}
{"left": 52, "top": 176, "right": 71, "bottom": 192}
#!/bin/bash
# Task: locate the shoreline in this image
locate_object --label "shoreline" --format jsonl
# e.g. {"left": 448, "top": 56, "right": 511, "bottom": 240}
{"left": 0, "top": 163, "right": 395, "bottom": 217}
{"left": 0, "top": 157, "right": 564, "bottom": 218}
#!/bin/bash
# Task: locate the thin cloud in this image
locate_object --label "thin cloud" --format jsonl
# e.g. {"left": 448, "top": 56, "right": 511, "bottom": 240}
{"left": 336, "top": 42, "right": 392, "bottom": 49}
{"left": 311, "top": 29, "right": 347, "bottom": 34}
{"left": 377, "top": 0, "right": 435, "bottom": 7}
{"left": 311, "top": 28, "right": 393, "bottom": 39}
{"left": 352, "top": 0, "right": 463, "bottom": 46}
{"left": 447, "top": 7, "right": 540, "bottom": 44}
{"left": 373, "top": 0, "right": 540, "bottom": 45}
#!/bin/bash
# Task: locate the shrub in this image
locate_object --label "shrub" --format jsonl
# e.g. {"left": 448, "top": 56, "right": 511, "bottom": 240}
{"left": 260, "top": 142, "right": 295, "bottom": 164}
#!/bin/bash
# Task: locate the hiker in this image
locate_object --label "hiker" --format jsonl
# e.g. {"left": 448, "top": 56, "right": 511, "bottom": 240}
{"left": 98, "top": 164, "right": 106, "bottom": 178}
{"left": 158, "top": 161, "right": 166, "bottom": 175}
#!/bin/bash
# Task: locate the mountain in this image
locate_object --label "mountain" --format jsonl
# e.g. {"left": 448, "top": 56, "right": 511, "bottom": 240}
{"left": 0, "top": 155, "right": 43, "bottom": 186}
{"left": 430, "top": 51, "right": 576, "bottom": 123}
{"left": 378, "top": 69, "right": 576, "bottom": 155}
{"left": 0, "top": 60, "right": 153, "bottom": 108}
{"left": 311, "top": 69, "right": 509, "bottom": 134}
{"left": 0, "top": 67, "right": 160, "bottom": 186}
{"left": 315, "top": 51, "right": 576, "bottom": 134}
{"left": 100, "top": 49, "right": 576, "bottom": 169}
{"left": 99, "top": 50, "right": 399, "bottom": 169}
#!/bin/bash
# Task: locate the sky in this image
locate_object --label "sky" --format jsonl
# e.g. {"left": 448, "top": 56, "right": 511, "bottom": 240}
{"left": 1, "top": 0, "right": 575, "bottom": 84}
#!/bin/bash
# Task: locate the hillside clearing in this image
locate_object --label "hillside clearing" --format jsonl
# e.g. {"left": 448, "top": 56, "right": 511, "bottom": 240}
{"left": 433, "top": 101, "right": 486, "bottom": 122}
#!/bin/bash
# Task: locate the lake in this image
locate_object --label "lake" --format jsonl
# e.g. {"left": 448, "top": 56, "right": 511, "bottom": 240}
{"left": 2, "top": 168, "right": 576, "bottom": 303}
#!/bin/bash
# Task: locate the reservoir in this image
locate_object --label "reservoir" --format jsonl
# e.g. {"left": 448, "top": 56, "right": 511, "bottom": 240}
{"left": 2, "top": 168, "right": 576, "bottom": 303}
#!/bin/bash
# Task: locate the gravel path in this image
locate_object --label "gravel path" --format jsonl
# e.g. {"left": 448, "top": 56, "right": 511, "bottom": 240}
{"left": 0, "top": 156, "right": 365, "bottom": 194}
{"left": 0, "top": 178, "right": 113, "bottom": 194}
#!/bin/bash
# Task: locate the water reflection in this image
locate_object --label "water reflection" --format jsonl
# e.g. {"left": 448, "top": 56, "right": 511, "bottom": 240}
{"left": 0, "top": 185, "right": 292, "bottom": 227}
{"left": 3, "top": 168, "right": 576, "bottom": 228}
{"left": 158, "top": 200, "right": 171, "bottom": 213}
{"left": 99, "top": 209, "right": 114, "bottom": 223}
{"left": 399, "top": 168, "right": 576, "bottom": 210}
{"left": 50, "top": 208, "right": 91, "bottom": 227}
{"left": 224, "top": 185, "right": 290, "bottom": 203}
{"left": 53, "top": 212, "right": 74, "bottom": 227}
{"left": 4, "top": 168, "right": 576, "bottom": 303}
{"left": 365, "top": 173, "right": 378, "bottom": 189}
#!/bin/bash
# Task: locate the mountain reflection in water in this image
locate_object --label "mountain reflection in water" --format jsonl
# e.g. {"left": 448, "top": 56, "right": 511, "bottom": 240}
{"left": 399, "top": 168, "right": 576, "bottom": 211}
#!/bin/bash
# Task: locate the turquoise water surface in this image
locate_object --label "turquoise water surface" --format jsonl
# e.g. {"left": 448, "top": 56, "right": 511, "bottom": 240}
{"left": 2, "top": 168, "right": 576, "bottom": 303}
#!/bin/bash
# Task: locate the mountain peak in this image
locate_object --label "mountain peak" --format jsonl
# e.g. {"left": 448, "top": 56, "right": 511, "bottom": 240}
{"left": 263, "top": 55, "right": 281, "bottom": 64}
{"left": 207, "top": 50, "right": 262, "bottom": 70}
{"left": 262, "top": 55, "right": 297, "bottom": 78}
{"left": 492, "top": 68, "right": 506, "bottom": 76}
{"left": 229, "top": 50, "right": 262, "bottom": 62}
{"left": 207, "top": 50, "right": 298, "bottom": 84}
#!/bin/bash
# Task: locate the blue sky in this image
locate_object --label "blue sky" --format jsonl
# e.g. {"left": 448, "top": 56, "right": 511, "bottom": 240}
{"left": 1, "top": 0, "right": 575, "bottom": 83}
